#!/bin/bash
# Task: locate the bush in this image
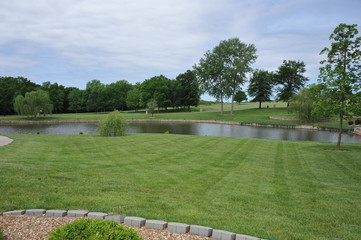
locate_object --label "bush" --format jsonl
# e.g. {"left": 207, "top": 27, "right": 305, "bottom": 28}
{"left": 98, "top": 110, "right": 128, "bottom": 136}
{"left": 355, "top": 119, "right": 361, "bottom": 125}
{"left": 348, "top": 120, "right": 354, "bottom": 125}
{"left": 48, "top": 218, "right": 142, "bottom": 240}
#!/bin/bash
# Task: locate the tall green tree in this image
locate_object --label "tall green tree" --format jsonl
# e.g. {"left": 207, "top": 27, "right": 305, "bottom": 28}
{"left": 86, "top": 80, "right": 105, "bottom": 112}
{"left": 234, "top": 90, "right": 247, "bottom": 104}
{"left": 126, "top": 84, "right": 142, "bottom": 111}
{"left": 104, "top": 80, "right": 133, "bottom": 111}
{"left": 318, "top": 23, "right": 361, "bottom": 150}
{"left": 67, "top": 88, "right": 85, "bottom": 113}
{"left": 194, "top": 38, "right": 257, "bottom": 114}
{"left": 176, "top": 70, "right": 201, "bottom": 110}
{"left": 42, "top": 81, "right": 65, "bottom": 113}
{"left": 194, "top": 50, "right": 227, "bottom": 114}
{"left": 13, "top": 89, "right": 53, "bottom": 118}
{"left": 275, "top": 60, "right": 308, "bottom": 106}
{"left": 141, "top": 75, "right": 171, "bottom": 110}
{"left": 0, "top": 76, "right": 38, "bottom": 115}
{"left": 247, "top": 69, "right": 274, "bottom": 109}
{"left": 289, "top": 84, "right": 327, "bottom": 122}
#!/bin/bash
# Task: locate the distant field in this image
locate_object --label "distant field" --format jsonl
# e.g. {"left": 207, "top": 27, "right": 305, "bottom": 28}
{"left": 1, "top": 134, "right": 361, "bottom": 239}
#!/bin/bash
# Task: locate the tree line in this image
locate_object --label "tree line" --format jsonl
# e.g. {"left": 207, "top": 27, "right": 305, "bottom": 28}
{"left": 0, "top": 70, "right": 201, "bottom": 115}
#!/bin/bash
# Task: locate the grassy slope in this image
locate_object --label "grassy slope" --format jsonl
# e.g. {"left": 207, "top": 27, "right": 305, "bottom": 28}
{"left": 1, "top": 134, "right": 360, "bottom": 240}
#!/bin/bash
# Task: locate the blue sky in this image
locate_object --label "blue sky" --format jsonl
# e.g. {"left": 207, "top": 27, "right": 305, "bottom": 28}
{"left": 1, "top": 0, "right": 360, "bottom": 99}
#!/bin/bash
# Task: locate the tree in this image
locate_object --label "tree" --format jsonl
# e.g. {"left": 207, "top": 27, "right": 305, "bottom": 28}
{"left": 147, "top": 99, "right": 158, "bottom": 117}
{"left": 85, "top": 80, "right": 105, "bottom": 112}
{"left": 275, "top": 60, "right": 308, "bottom": 106}
{"left": 176, "top": 70, "right": 201, "bottom": 110}
{"left": 234, "top": 90, "right": 247, "bottom": 104}
{"left": 42, "top": 82, "right": 65, "bottom": 113}
{"left": 141, "top": 75, "right": 171, "bottom": 110}
{"left": 13, "top": 89, "right": 53, "bottom": 118}
{"left": 104, "top": 80, "right": 133, "bottom": 111}
{"left": 126, "top": 86, "right": 142, "bottom": 111}
{"left": 0, "top": 76, "right": 38, "bottom": 115}
{"left": 194, "top": 38, "right": 257, "bottom": 114}
{"left": 289, "top": 84, "right": 326, "bottom": 122}
{"left": 194, "top": 50, "right": 227, "bottom": 114}
{"left": 67, "top": 88, "right": 84, "bottom": 113}
{"left": 318, "top": 23, "right": 361, "bottom": 150}
{"left": 98, "top": 110, "right": 128, "bottom": 136}
{"left": 247, "top": 69, "right": 274, "bottom": 109}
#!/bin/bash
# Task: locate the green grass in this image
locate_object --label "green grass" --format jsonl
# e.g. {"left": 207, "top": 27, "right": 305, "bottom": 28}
{"left": 1, "top": 134, "right": 361, "bottom": 239}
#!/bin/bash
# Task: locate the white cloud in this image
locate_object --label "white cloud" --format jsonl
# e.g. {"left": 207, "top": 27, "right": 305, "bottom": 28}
{"left": 0, "top": 0, "right": 360, "bottom": 89}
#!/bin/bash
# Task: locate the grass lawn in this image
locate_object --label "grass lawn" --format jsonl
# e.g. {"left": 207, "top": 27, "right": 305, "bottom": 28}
{"left": 1, "top": 134, "right": 360, "bottom": 239}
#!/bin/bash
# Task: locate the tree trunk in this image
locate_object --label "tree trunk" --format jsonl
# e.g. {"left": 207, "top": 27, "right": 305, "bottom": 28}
{"left": 259, "top": 101, "right": 262, "bottom": 109}
{"left": 230, "top": 94, "right": 234, "bottom": 115}
{"left": 337, "top": 113, "right": 343, "bottom": 151}
{"left": 220, "top": 97, "right": 224, "bottom": 115}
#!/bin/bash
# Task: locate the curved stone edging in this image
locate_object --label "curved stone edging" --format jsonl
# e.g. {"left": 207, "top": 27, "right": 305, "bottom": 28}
{"left": 1, "top": 209, "right": 266, "bottom": 240}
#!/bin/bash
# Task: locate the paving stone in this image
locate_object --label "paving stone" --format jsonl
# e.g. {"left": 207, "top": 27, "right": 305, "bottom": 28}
{"left": 236, "top": 234, "right": 261, "bottom": 240}
{"left": 3, "top": 210, "right": 25, "bottom": 216}
{"left": 105, "top": 215, "right": 126, "bottom": 223}
{"left": 168, "top": 222, "right": 190, "bottom": 234}
{"left": 124, "top": 216, "right": 146, "bottom": 227}
{"left": 87, "top": 212, "right": 108, "bottom": 219}
{"left": 145, "top": 220, "right": 168, "bottom": 230}
{"left": 190, "top": 225, "right": 213, "bottom": 237}
{"left": 212, "top": 229, "right": 236, "bottom": 240}
{"left": 67, "top": 210, "right": 88, "bottom": 217}
{"left": 25, "top": 209, "right": 46, "bottom": 216}
{"left": 45, "top": 210, "right": 67, "bottom": 217}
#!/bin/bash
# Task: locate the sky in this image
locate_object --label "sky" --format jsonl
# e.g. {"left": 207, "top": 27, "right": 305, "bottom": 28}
{"left": 0, "top": 0, "right": 360, "bottom": 100}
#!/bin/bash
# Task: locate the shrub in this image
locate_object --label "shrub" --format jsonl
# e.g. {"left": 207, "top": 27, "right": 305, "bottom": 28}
{"left": 98, "top": 110, "right": 128, "bottom": 136}
{"left": 355, "top": 119, "right": 361, "bottom": 125}
{"left": 48, "top": 218, "right": 142, "bottom": 240}
{"left": 79, "top": 131, "right": 83, "bottom": 135}
{"left": 0, "top": 227, "right": 3, "bottom": 239}
{"left": 348, "top": 120, "right": 354, "bottom": 125}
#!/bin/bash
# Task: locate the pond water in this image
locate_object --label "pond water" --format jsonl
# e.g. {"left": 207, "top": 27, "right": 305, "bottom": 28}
{"left": 1, "top": 122, "right": 360, "bottom": 143}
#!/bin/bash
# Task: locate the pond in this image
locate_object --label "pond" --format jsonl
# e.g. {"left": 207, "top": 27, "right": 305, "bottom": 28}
{"left": 1, "top": 122, "right": 360, "bottom": 143}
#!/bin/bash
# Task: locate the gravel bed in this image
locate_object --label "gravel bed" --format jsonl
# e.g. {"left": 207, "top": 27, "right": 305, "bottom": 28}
{"left": 0, "top": 215, "right": 212, "bottom": 240}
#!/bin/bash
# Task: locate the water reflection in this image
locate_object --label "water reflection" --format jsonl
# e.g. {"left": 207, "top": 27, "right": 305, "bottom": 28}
{"left": 0, "top": 122, "right": 360, "bottom": 143}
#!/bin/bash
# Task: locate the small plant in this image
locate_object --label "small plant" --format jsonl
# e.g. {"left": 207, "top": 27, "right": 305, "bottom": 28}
{"left": 79, "top": 131, "right": 83, "bottom": 135}
{"left": 48, "top": 218, "right": 142, "bottom": 240}
{"left": 164, "top": 130, "right": 170, "bottom": 134}
{"left": 37, "top": 131, "right": 40, "bottom": 135}
{"left": 98, "top": 110, "right": 128, "bottom": 137}
{"left": 355, "top": 119, "right": 361, "bottom": 125}
{"left": 0, "top": 227, "right": 3, "bottom": 240}
{"left": 348, "top": 120, "right": 354, "bottom": 125}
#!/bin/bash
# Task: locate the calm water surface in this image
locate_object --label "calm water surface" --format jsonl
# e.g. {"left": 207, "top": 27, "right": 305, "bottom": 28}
{"left": 1, "top": 122, "right": 360, "bottom": 143}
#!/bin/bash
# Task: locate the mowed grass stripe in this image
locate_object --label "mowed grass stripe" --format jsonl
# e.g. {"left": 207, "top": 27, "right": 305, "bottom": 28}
{"left": 0, "top": 134, "right": 361, "bottom": 240}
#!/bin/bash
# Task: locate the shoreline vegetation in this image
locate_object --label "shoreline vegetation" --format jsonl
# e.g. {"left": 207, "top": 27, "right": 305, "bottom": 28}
{"left": 0, "top": 118, "right": 359, "bottom": 134}
{"left": 1, "top": 101, "right": 360, "bottom": 135}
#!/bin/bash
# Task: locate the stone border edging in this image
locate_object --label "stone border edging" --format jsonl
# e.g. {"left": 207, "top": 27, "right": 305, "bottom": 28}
{"left": 1, "top": 209, "right": 267, "bottom": 240}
